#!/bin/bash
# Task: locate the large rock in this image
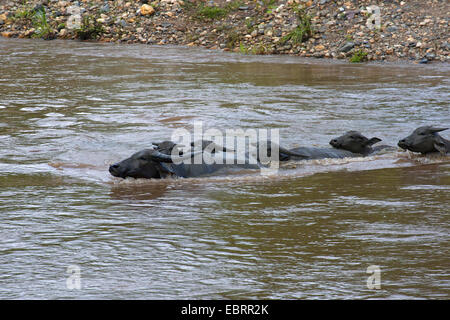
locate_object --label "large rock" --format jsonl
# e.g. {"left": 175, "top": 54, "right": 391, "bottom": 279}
{"left": 140, "top": 4, "right": 155, "bottom": 16}
{"left": 1, "top": 31, "right": 14, "bottom": 38}
{"left": 339, "top": 41, "right": 354, "bottom": 53}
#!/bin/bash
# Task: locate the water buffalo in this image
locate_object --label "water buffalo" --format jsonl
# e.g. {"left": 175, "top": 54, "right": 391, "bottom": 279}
{"left": 151, "top": 131, "right": 390, "bottom": 167}
{"left": 398, "top": 126, "right": 449, "bottom": 154}
{"left": 109, "top": 147, "right": 260, "bottom": 179}
{"left": 243, "top": 132, "right": 386, "bottom": 163}
{"left": 154, "top": 139, "right": 302, "bottom": 162}
{"left": 109, "top": 148, "right": 182, "bottom": 179}
{"left": 273, "top": 131, "right": 386, "bottom": 161}
{"left": 329, "top": 131, "right": 394, "bottom": 155}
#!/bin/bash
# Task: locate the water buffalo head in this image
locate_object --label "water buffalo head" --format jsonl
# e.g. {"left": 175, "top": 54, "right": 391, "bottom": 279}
{"left": 329, "top": 131, "right": 382, "bottom": 155}
{"left": 398, "top": 126, "right": 449, "bottom": 154}
{"left": 109, "top": 149, "right": 174, "bottom": 179}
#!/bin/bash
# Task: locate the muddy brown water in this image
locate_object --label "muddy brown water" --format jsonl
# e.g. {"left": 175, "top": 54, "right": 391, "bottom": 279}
{"left": 0, "top": 38, "right": 449, "bottom": 299}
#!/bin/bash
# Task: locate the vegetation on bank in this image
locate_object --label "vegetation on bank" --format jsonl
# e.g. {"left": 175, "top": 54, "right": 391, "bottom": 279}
{"left": 13, "top": 5, "right": 54, "bottom": 39}
{"left": 187, "top": 0, "right": 246, "bottom": 21}
{"left": 11, "top": 3, "right": 104, "bottom": 40}
{"left": 74, "top": 15, "right": 104, "bottom": 40}
{"left": 194, "top": 4, "right": 228, "bottom": 20}
{"left": 280, "top": 5, "right": 313, "bottom": 46}
{"left": 349, "top": 49, "right": 369, "bottom": 63}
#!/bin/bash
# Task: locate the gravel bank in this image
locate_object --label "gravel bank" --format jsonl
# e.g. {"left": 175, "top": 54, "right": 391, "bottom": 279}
{"left": 1, "top": 0, "right": 449, "bottom": 63}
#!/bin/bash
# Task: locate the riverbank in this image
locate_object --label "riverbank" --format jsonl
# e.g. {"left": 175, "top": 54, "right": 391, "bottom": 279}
{"left": 1, "top": 0, "right": 449, "bottom": 63}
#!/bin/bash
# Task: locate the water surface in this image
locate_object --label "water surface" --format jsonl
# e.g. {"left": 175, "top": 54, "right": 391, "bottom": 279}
{"left": 0, "top": 38, "right": 449, "bottom": 299}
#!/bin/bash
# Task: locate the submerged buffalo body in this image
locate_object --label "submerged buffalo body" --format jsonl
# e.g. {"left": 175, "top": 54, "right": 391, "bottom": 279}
{"left": 285, "top": 146, "right": 359, "bottom": 160}
{"left": 109, "top": 148, "right": 260, "bottom": 179}
{"left": 398, "top": 126, "right": 449, "bottom": 155}
{"left": 109, "top": 131, "right": 397, "bottom": 179}
{"left": 275, "top": 131, "right": 389, "bottom": 161}
{"left": 252, "top": 139, "right": 362, "bottom": 162}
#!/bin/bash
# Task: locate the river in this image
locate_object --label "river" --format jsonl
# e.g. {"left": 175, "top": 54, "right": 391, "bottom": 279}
{"left": 0, "top": 38, "right": 449, "bottom": 299}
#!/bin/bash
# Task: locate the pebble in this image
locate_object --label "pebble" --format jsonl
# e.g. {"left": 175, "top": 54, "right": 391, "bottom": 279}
{"left": 314, "top": 44, "right": 325, "bottom": 51}
{"left": 140, "top": 4, "right": 155, "bottom": 16}
{"left": 339, "top": 42, "right": 354, "bottom": 53}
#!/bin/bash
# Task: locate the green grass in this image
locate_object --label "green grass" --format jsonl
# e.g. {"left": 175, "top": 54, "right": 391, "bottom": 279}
{"left": 74, "top": 15, "right": 104, "bottom": 40}
{"left": 261, "top": 0, "right": 276, "bottom": 8}
{"left": 14, "top": 5, "right": 53, "bottom": 39}
{"left": 14, "top": 7, "right": 35, "bottom": 20}
{"left": 32, "top": 7, "right": 52, "bottom": 39}
{"left": 226, "top": 30, "right": 241, "bottom": 49}
{"left": 195, "top": 5, "right": 228, "bottom": 20}
{"left": 245, "top": 18, "right": 254, "bottom": 30}
{"left": 225, "top": 0, "right": 244, "bottom": 11}
{"left": 250, "top": 43, "right": 271, "bottom": 55}
{"left": 280, "top": 5, "right": 313, "bottom": 45}
{"left": 349, "top": 49, "right": 368, "bottom": 63}
{"left": 239, "top": 42, "right": 272, "bottom": 55}
{"left": 239, "top": 42, "right": 249, "bottom": 54}
{"left": 194, "top": 1, "right": 243, "bottom": 21}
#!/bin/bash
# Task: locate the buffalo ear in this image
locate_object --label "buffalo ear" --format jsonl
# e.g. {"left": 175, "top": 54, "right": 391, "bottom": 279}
{"left": 365, "top": 137, "right": 382, "bottom": 146}
{"left": 434, "top": 142, "right": 447, "bottom": 155}
{"left": 433, "top": 136, "right": 448, "bottom": 155}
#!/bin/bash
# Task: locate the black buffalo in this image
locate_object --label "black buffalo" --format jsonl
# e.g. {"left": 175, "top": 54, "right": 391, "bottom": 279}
{"left": 398, "top": 126, "right": 449, "bottom": 154}
{"left": 275, "top": 131, "right": 387, "bottom": 161}
{"left": 109, "top": 146, "right": 260, "bottom": 179}
{"left": 329, "top": 130, "right": 394, "bottom": 155}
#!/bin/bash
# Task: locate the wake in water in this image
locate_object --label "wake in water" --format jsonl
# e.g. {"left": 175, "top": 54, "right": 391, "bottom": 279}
{"left": 45, "top": 148, "right": 450, "bottom": 189}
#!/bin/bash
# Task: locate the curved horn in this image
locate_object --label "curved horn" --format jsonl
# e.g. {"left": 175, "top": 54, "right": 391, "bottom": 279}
{"left": 150, "top": 150, "right": 174, "bottom": 163}
{"left": 429, "top": 127, "right": 449, "bottom": 133}
{"left": 152, "top": 149, "right": 204, "bottom": 164}
{"left": 365, "top": 137, "right": 382, "bottom": 146}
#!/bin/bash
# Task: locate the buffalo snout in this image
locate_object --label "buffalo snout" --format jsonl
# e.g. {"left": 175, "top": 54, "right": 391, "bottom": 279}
{"left": 329, "top": 138, "right": 340, "bottom": 148}
{"left": 109, "top": 163, "right": 124, "bottom": 178}
{"left": 397, "top": 138, "right": 408, "bottom": 149}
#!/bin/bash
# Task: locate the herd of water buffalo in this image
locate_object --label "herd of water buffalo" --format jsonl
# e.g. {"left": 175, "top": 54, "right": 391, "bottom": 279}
{"left": 109, "top": 126, "right": 449, "bottom": 180}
